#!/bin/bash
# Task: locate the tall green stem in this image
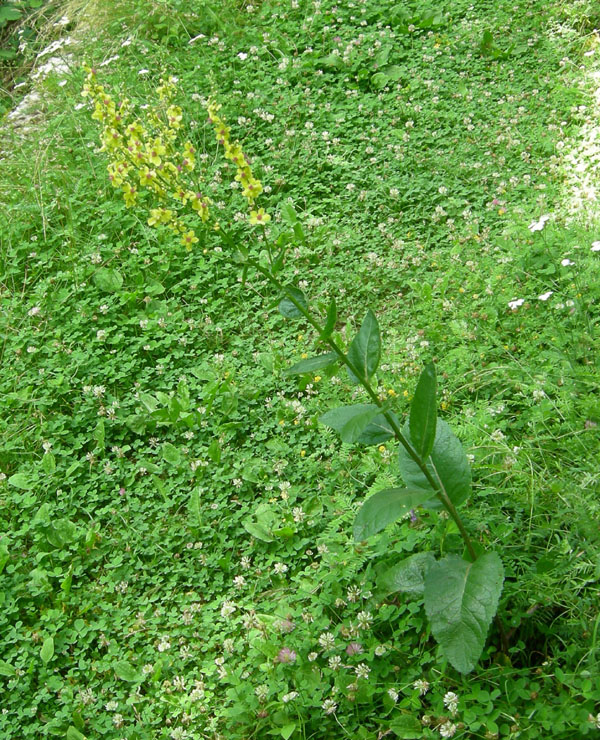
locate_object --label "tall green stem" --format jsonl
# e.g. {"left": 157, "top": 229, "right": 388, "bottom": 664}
{"left": 239, "top": 253, "right": 480, "bottom": 559}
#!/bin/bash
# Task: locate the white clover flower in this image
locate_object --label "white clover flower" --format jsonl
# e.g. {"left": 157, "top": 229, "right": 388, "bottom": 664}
{"left": 28, "top": 306, "right": 41, "bottom": 316}
{"left": 355, "top": 663, "right": 371, "bottom": 679}
{"left": 413, "top": 679, "right": 430, "bottom": 695}
{"left": 322, "top": 698, "right": 338, "bottom": 715}
{"left": 282, "top": 691, "right": 299, "bottom": 703}
{"left": 387, "top": 688, "right": 399, "bottom": 702}
{"left": 318, "top": 632, "right": 336, "bottom": 650}
{"left": 439, "top": 721, "right": 457, "bottom": 738}
{"left": 328, "top": 655, "right": 342, "bottom": 670}
{"left": 528, "top": 214, "right": 550, "bottom": 232}
{"left": 157, "top": 637, "right": 171, "bottom": 652}
{"left": 443, "top": 691, "right": 459, "bottom": 714}
{"left": 220, "top": 600, "right": 236, "bottom": 618}
{"left": 356, "top": 610, "right": 373, "bottom": 630}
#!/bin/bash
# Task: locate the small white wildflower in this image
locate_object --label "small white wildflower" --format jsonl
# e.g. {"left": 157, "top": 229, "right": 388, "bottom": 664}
{"left": 328, "top": 655, "right": 342, "bottom": 670}
{"left": 443, "top": 691, "right": 459, "bottom": 715}
{"left": 591, "top": 241, "right": 600, "bottom": 252}
{"left": 439, "top": 721, "right": 457, "bottom": 738}
{"left": 538, "top": 291, "right": 553, "bottom": 301}
{"left": 413, "top": 679, "right": 430, "bottom": 695}
{"left": 356, "top": 611, "right": 373, "bottom": 630}
{"left": 508, "top": 298, "right": 524, "bottom": 310}
{"left": 528, "top": 214, "right": 550, "bottom": 232}
{"left": 28, "top": 306, "right": 41, "bottom": 317}
{"left": 282, "top": 690, "right": 298, "bottom": 703}
{"left": 220, "top": 600, "right": 236, "bottom": 618}
{"left": 157, "top": 637, "right": 171, "bottom": 652}
{"left": 355, "top": 663, "right": 371, "bottom": 679}
{"left": 318, "top": 632, "right": 336, "bottom": 650}
{"left": 322, "top": 698, "right": 338, "bottom": 715}
{"left": 387, "top": 688, "right": 399, "bottom": 702}
{"left": 561, "top": 258, "right": 574, "bottom": 266}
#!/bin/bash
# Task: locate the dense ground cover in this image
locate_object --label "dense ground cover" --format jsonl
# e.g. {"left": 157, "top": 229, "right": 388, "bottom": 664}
{"left": 1, "top": 0, "right": 599, "bottom": 737}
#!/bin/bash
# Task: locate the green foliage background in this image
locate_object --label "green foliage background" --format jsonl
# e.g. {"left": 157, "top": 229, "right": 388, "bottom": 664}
{"left": 0, "top": 0, "right": 599, "bottom": 737}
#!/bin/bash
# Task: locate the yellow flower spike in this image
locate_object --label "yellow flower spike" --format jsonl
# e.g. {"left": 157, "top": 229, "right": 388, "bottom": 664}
{"left": 242, "top": 179, "right": 263, "bottom": 202}
{"left": 122, "top": 184, "right": 137, "bottom": 208}
{"left": 181, "top": 230, "right": 199, "bottom": 249}
{"left": 173, "top": 187, "right": 189, "bottom": 204}
{"left": 166, "top": 105, "right": 183, "bottom": 129}
{"left": 249, "top": 208, "right": 271, "bottom": 225}
{"left": 139, "top": 167, "right": 157, "bottom": 187}
{"left": 148, "top": 209, "right": 163, "bottom": 227}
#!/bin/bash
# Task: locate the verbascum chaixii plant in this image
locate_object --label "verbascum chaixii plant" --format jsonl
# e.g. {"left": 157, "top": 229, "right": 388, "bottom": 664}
{"left": 81, "top": 66, "right": 270, "bottom": 249}
{"left": 84, "top": 68, "right": 508, "bottom": 675}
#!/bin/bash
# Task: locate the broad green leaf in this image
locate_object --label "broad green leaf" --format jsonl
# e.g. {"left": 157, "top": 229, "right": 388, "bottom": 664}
{"left": 40, "top": 637, "right": 54, "bottom": 664}
{"left": 93, "top": 268, "right": 123, "bottom": 293}
{"left": 378, "top": 552, "right": 436, "bottom": 595}
{"left": 66, "top": 727, "right": 86, "bottom": 740}
{"left": 347, "top": 310, "right": 381, "bottom": 384}
{"left": 353, "top": 487, "right": 433, "bottom": 541}
{"left": 8, "top": 473, "right": 33, "bottom": 490}
{"left": 398, "top": 419, "right": 471, "bottom": 508}
{"left": 162, "top": 442, "right": 181, "bottom": 465}
{"left": 409, "top": 363, "right": 437, "bottom": 458}
{"left": 189, "top": 488, "right": 202, "bottom": 525}
{"left": 356, "top": 411, "right": 399, "bottom": 445}
{"left": 61, "top": 564, "right": 74, "bottom": 596}
{"left": 94, "top": 419, "right": 105, "bottom": 448}
{"left": 243, "top": 521, "right": 274, "bottom": 543}
{"left": 320, "top": 404, "right": 380, "bottom": 444}
{"left": 41, "top": 452, "right": 56, "bottom": 474}
{"left": 0, "top": 660, "right": 16, "bottom": 677}
{"left": 47, "top": 519, "right": 78, "bottom": 548}
{"left": 0, "top": 7, "right": 22, "bottom": 21}
{"left": 371, "top": 72, "right": 390, "bottom": 89}
{"left": 139, "top": 393, "right": 158, "bottom": 413}
{"left": 0, "top": 542, "right": 8, "bottom": 575}
{"left": 207, "top": 439, "right": 221, "bottom": 463}
{"left": 388, "top": 714, "right": 423, "bottom": 738}
{"left": 281, "top": 723, "right": 296, "bottom": 740}
{"left": 285, "top": 352, "right": 338, "bottom": 375}
{"left": 320, "top": 298, "right": 337, "bottom": 339}
{"left": 32, "top": 503, "right": 51, "bottom": 526}
{"left": 424, "top": 552, "right": 504, "bottom": 673}
{"left": 113, "top": 660, "right": 140, "bottom": 682}
{"left": 278, "top": 287, "right": 307, "bottom": 319}
{"left": 280, "top": 202, "right": 298, "bottom": 225}
{"left": 383, "top": 64, "right": 403, "bottom": 81}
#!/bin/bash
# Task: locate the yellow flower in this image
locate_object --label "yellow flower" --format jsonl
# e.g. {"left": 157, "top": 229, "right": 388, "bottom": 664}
{"left": 181, "top": 230, "right": 199, "bottom": 249}
{"left": 139, "top": 167, "right": 157, "bottom": 187}
{"left": 242, "top": 179, "right": 263, "bottom": 201}
{"left": 122, "top": 184, "right": 137, "bottom": 208}
{"left": 148, "top": 208, "right": 173, "bottom": 227}
{"left": 249, "top": 208, "right": 271, "bottom": 225}
{"left": 166, "top": 105, "right": 183, "bottom": 129}
{"left": 145, "top": 138, "right": 166, "bottom": 166}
